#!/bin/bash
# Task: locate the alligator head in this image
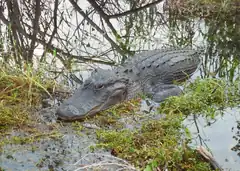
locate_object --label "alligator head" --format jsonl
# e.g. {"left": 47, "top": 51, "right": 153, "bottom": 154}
{"left": 56, "top": 68, "right": 130, "bottom": 121}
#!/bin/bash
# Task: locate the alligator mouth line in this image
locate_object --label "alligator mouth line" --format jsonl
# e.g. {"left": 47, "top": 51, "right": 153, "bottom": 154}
{"left": 57, "top": 104, "right": 104, "bottom": 121}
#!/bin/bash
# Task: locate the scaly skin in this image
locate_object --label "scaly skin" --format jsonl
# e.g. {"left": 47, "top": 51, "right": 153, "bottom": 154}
{"left": 56, "top": 48, "right": 202, "bottom": 121}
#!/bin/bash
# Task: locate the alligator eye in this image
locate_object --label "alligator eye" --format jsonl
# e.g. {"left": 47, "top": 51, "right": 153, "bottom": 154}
{"left": 95, "top": 84, "right": 104, "bottom": 89}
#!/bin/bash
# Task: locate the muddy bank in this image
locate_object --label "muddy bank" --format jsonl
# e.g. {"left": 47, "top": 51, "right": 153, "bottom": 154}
{"left": 0, "top": 105, "right": 111, "bottom": 171}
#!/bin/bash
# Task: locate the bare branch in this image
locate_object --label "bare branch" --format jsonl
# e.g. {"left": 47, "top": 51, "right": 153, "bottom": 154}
{"left": 0, "top": 6, "right": 114, "bottom": 66}
{"left": 41, "top": 0, "right": 60, "bottom": 62}
{"left": 48, "top": 0, "right": 59, "bottom": 45}
{"left": 68, "top": 0, "right": 126, "bottom": 58}
{"left": 27, "top": 0, "right": 41, "bottom": 62}
{"left": 108, "top": 0, "right": 164, "bottom": 19}
{"left": 0, "top": 0, "right": 168, "bottom": 68}
{"left": 87, "top": 0, "right": 118, "bottom": 36}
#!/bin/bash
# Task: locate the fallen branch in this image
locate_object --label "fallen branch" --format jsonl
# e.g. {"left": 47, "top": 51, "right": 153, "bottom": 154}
{"left": 196, "top": 146, "right": 223, "bottom": 171}
{"left": 72, "top": 153, "right": 138, "bottom": 171}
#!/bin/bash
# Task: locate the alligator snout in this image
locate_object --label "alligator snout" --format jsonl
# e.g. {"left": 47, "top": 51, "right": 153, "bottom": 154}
{"left": 56, "top": 104, "right": 86, "bottom": 121}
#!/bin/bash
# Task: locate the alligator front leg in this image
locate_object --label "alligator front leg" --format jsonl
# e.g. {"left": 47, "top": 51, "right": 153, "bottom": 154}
{"left": 144, "top": 84, "right": 182, "bottom": 102}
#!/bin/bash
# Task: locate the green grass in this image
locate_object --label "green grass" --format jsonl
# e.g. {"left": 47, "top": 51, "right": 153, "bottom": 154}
{"left": 0, "top": 63, "right": 59, "bottom": 150}
{"left": 95, "top": 114, "right": 212, "bottom": 170}
{"left": 160, "top": 77, "right": 240, "bottom": 118}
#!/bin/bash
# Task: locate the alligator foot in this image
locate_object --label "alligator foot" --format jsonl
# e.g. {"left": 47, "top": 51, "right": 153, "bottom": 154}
{"left": 144, "top": 84, "right": 182, "bottom": 102}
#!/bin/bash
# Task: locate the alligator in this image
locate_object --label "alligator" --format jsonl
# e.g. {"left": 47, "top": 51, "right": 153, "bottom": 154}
{"left": 56, "top": 48, "right": 202, "bottom": 121}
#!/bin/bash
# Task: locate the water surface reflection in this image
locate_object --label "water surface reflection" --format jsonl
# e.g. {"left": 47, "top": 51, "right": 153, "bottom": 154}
{"left": 184, "top": 108, "right": 240, "bottom": 170}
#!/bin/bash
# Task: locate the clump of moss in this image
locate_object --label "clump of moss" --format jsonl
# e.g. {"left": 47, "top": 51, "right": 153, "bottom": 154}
{"left": 160, "top": 77, "right": 240, "bottom": 118}
{"left": 0, "top": 103, "right": 29, "bottom": 130}
{"left": 0, "top": 130, "right": 62, "bottom": 150}
{"left": 95, "top": 114, "right": 211, "bottom": 170}
{"left": 88, "top": 97, "right": 142, "bottom": 128}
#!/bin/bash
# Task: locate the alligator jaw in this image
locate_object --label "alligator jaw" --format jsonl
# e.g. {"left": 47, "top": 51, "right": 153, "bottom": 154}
{"left": 56, "top": 85, "right": 128, "bottom": 121}
{"left": 56, "top": 105, "right": 102, "bottom": 121}
{"left": 56, "top": 99, "right": 124, "bottom": 121}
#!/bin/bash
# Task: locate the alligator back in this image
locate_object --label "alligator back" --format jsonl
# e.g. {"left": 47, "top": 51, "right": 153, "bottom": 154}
{"left": 120, "top": 48, "right": 201, "bottom": 84}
